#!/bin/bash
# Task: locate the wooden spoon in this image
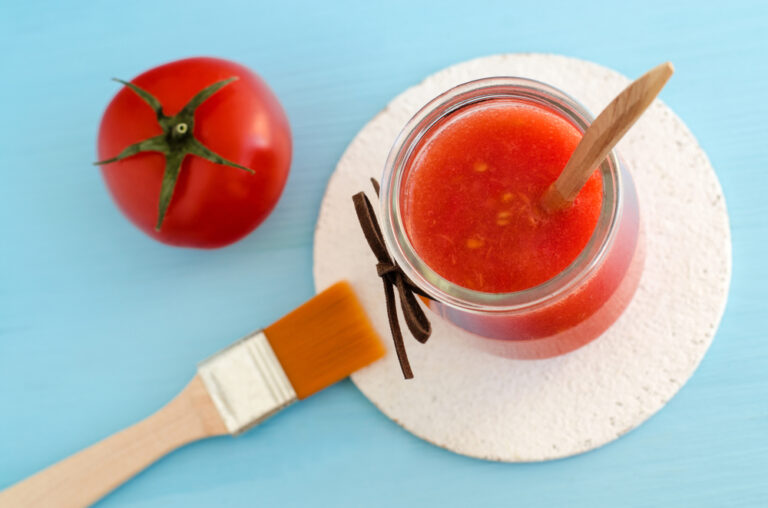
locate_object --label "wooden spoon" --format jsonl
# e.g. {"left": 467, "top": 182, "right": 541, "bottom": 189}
{"left": 542, "top": 62, "right": 674, "bottom": 211}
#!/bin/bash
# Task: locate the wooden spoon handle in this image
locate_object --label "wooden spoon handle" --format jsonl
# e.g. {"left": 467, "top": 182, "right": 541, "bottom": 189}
{"left": 0, "top": 376, "right": 227, "bottom": 508}
{"left": 543, "top": 62, "right": 674, "bottom": 210}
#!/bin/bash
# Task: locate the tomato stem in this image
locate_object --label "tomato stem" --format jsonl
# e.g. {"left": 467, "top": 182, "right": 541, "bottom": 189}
{"left": 94, "top": 77, "right": 253, "bottom": 231}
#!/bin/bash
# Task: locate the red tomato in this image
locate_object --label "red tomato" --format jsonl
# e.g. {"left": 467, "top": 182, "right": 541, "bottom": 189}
{"left": 97, "top": 57, "right": 292, "bottom": 248}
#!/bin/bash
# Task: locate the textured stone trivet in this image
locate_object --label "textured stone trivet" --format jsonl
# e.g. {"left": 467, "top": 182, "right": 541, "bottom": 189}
{"left": 313, "top": 54, "right": 731, "bottom": 462}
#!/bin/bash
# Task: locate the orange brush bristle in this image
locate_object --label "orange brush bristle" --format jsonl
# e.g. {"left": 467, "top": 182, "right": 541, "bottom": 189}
{"left": 264, "top": 281, "right": 386, "bottom": 399}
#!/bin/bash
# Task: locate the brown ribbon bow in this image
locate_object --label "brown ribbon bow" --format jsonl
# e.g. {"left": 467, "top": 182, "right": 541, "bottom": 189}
{"left": 352, "top": 179, "right": 432, "bottom": 379}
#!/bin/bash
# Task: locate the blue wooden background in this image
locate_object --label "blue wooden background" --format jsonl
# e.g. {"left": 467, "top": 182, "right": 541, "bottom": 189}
{"left": 1, "top": 1, "right": 766, "bottom": 506}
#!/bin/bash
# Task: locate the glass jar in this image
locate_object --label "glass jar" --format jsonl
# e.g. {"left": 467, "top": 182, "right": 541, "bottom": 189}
{"left": 379, "top": 78, "right": 644, "bottom": 359}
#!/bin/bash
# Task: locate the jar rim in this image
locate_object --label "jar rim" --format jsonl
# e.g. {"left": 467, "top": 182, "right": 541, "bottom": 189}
{"left": 379, "top": 77, "right": 623, "bottom": 313}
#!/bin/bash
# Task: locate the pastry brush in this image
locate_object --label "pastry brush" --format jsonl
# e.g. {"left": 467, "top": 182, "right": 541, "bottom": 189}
{"left": 0, "top": 281, "right": 385, "bottom": 508}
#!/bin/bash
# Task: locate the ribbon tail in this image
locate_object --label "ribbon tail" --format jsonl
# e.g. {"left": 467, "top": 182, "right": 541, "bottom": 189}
{"left": 384, "top": 279, "right": 414, "bottom": 379}
{"left": 395, "top": 275, "right": 432, "bottom": 344}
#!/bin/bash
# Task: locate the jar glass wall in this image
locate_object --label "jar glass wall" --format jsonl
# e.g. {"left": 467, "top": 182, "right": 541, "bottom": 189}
{"left": 380, "top": 78, "right": 644, "bottom": 358}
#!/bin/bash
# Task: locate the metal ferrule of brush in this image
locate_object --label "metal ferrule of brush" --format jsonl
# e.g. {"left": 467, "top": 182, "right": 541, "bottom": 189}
{"left": 197, "top": 330, "right": 298, "bottom": 435}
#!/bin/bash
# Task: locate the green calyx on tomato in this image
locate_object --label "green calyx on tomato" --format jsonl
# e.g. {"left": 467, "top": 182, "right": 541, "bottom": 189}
{"left": 95, "top": 77, "right": 254, "bottom": 231}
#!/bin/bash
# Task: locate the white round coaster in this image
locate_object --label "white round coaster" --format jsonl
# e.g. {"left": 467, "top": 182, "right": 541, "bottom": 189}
{"left": 313, "top": 54, "right": 731, "bottom": 462}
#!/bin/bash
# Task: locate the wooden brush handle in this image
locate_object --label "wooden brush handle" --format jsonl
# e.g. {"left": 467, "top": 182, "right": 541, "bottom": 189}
{"left": 0, "top": 376, "right": 227, "bottom": 508}
{"left": 542, "top": 62, "right": 674, "bottom": 210}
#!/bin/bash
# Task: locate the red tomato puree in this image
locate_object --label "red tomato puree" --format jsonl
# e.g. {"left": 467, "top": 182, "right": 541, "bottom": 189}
{"left": 403, "top": 100, "right": 602, "bottom": 293}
